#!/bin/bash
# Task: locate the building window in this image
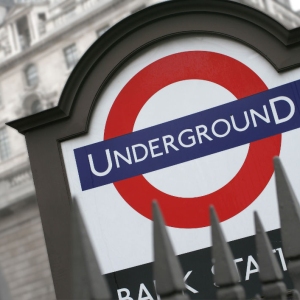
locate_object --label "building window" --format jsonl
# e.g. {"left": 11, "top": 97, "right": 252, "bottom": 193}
{"left": 37, "top": 13, "right": 46, "bottom": 36}
{"left": 23, "top": 94, "right": 42, "bottom": 116}
{"left": 24, "top": 64, "right": 38, "bottom": 87}
{"left": 63, "top": 44, "right": 78, "bottom": 69}
{"left": 0, "top": 127, "right": 10, "bottom": 161}
{"left": 31, "top": 100, "right": 43, "bottom": 114}
{"left": 16, "top": 16, "right": 31, "bottom": 50}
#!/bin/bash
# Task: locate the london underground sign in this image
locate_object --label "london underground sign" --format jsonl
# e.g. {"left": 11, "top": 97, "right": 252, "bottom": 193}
{"left": 74, "top": 51, "right": 300, "bottom": 228}
{"left": 7, "top": 1, "right": 300, "bottom": 299}
{"left": 62, "top": 35, "right": 300, "bottom": 298}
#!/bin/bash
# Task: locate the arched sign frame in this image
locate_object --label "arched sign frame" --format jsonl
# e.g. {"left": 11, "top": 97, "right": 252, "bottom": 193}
{"left": 7, "top": 0, "right": 300, "bottom": 298}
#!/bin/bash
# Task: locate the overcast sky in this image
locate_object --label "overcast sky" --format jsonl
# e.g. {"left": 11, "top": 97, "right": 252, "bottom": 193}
{"left": 290, "top": 0, "right": 300, "bottom": 11}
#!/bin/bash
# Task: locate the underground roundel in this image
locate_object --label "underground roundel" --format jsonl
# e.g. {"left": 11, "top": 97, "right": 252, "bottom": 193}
{"left": 73, "top": 51, "right": 300, "bottom": 228}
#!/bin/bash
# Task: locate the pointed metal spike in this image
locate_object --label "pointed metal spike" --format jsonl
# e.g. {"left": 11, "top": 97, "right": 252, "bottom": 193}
{"left": 292, "top": 289, "right": 300, "bottom": 300}
{"left": 274, "top": 157, "right": 300, "bottom": 294}
{"left": 254, "top": 211, "right": 283, "bottom": 282}
{"left": 210, "top": 206, "right": 240, "bottom": 286}
{"left": 260, "top": 282, "right": 287, "bottom": 300}
{"left": 274, "top": 157, "right": 300, "bottom": 259}
{"left": 287, "top": 259, "right": 300, "bottom": 295}
{"left": 210, "top": 206, "right": 245, "bottom": 300}
{"left": 72, "top": 199, "right": 89, "bottom": 299}
{"left": 254, "top": 212, "right": 287, "bottom": 300}
{"left": 72, "top": 198, "right": 111, "bottom": 300}
{"left": 153, "top": 201, "right": 188, "bottom": 299}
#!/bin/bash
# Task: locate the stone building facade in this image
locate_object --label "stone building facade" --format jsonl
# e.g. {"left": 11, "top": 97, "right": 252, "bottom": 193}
{"left": 0, "top": 0, "right": 298, "bottom": 299}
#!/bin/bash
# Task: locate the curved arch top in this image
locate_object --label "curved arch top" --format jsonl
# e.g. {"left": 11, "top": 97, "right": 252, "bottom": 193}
{"left": 7, "top": 0, "right": 300, "bottom": 134}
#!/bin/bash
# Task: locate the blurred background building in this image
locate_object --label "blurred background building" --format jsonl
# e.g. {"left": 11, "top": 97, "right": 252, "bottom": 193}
{"left": 0, "top": 0, "right": 298, "bottom": 299}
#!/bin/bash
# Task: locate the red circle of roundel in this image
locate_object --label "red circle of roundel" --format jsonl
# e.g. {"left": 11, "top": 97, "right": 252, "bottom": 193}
{"left": 104, "top": 51, "right": 281, "bottom": 228}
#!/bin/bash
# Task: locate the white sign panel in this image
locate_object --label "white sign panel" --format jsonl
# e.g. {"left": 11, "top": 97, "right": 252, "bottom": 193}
{"left": 61, "top": 35, "right": 300, "bottom": 295}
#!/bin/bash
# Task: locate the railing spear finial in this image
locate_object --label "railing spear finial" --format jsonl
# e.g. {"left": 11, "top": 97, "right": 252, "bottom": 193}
{"left": 254, "top": 211, "right": 287, "bottom": 300}
{"left": 72, "top": 198, "right": 111, "bottom": 300}
{"left": 152, "top": 201, "right": 189, "bottom": 300}
{"left": 292, "top": 289, "right": 300, "bottom": 300}
{"left": 274, "top": 157, "right": 300, "bottom": 293}
{"left": 210, "top": 206, "right": 245, "bottom": 300}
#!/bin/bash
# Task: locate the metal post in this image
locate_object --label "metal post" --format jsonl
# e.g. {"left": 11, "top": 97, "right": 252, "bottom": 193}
{"left": 72, "top": 198, "right": 111, "bottom": 300}
{"left": 292, "top": 290, "right": 300, "bottom": 300}
{"left": 254, "top": 211, "right": 287, "bottom": 300}
{"left": 152, "top": 201, "right": 189, "bottom": 300}
{"left": 274, "top": 157, "right": 300, "bottom": 293}
{"left": 210, "top": 206, "right": 245, "bottom": 300}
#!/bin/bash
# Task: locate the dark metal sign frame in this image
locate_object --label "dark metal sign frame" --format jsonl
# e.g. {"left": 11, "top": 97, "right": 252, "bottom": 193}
{"left": 7, "top": 0, "right": 300, "bottom": 298}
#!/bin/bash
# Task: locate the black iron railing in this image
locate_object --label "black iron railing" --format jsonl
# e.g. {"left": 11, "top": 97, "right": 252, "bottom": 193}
{"left": 69, "top": 157, "right": 300, "bottom": 299}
